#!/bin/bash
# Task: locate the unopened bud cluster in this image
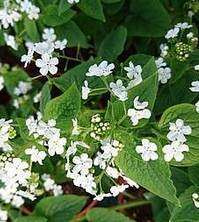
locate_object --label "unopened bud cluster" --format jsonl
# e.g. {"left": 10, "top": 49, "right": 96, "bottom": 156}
{"left": 90, "top": 114, "right": 110, "bottom": 140}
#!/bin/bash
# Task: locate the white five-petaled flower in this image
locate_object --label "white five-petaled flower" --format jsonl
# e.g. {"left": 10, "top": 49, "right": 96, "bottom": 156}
{"left": 0, "top": 76, "right": 4, "bottom": 91}
{"left": 167, "top": 119, "right": 192, "bottom": 143}
{"left": 47, "top": 135, "right": 66, "bottom": 156}
{"left": 190, "top": 81, "right": 199, "bottom": 92}
{"left": 25, "top": 146, "right": 46, "bottom": 165}
{"left": 165, "top": 27, "right": 180, "bottom": 39}
{"left": 82, "top": 80, "right": 91, "bottom": 100}
{"left": 162, "top": 140, "right": 189, "bottom": 162}
{"left": 155, "top": 57, "right": 171, "bottom": 84}
{"left": 72, "top": 153, "right": 93, "bottom": 175}
{"left": 36, "top": 54, "right": 59, "bottom": 76}
{"left": 128, "top": 96, "right": 151, "bottom": 126}
{"left": 136, "top": 139, "right": 158, "bottom": 161}
{"left": 42, "top": 28, "right": 57, "bottom": 42}
{"left": 86, "top": 61, "right": 115, "bottom": 77}
{"left": 54, "top": 39, "right": 67, "bottom": 50}
{"left": 110, "top": 79, "right": 128, "bottom": 101}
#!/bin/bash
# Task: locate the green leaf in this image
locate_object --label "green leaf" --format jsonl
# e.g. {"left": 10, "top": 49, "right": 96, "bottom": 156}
{"left": 44, "top": 84, "right": 81, "bottom": 130}
{"left": 115, "top": 131, "right": 179, "bottom": 206}
{"left": 159, "top": 104, "right": 199, "bottom": 166}
{"left": 42, "top": 6, "right": 75, "bottom": 27}
{"left": 188, "top": 165, "right": 199, "bottom": 186}
{"left": 53, "top": 58, "right": 102, "bottom": 92}
{"left": 125, "top": 0, "right": 170, "bottom": 37}
{"left": 98, "top": 26, "right": 127, "bottom": 61}
{"left": 170, "top": 186, "right": 199, "bottom": 222}
{"left": 55, "top": 21, "right": 88, "bottom": 48}
{"left": 78, "top": 0, "right": 105, "bottom": 22}
{"left": 40, "top": 81, "right": 52, "bottom": 114}
{"left": 34, "top": 195, "right": 87, "bottom": 222}
{"left": 24, "top": 18, "right": 40, "bottom": 42}
{"left": 15, "top": 216, "right": 47, "bottom": 222}
{"left": 86, "top": 208, "right": 135, "bottom": 222}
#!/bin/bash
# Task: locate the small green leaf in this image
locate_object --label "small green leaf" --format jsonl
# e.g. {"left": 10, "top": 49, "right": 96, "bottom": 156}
{"left": 34, "top": 195, "right": 87, "bottom": 222}
{"left": 24, "top": 18, "right": 40, "bottom": 42}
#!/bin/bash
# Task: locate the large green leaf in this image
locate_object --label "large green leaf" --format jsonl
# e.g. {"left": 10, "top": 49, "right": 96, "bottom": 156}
{"left": 44, "top": 84, "right": 81, "bottom": 128}
{"left": 98, "top": 26, "right": 127, "bottom": 61}
{"left": 40, "top": 81, "right": 52, "bottom": 114}
{"left": 125, "top": 0, "right": 170, "bottom": 37}
{"left": 170, "top": 186, "right": 199, "bottom": 222}
{"left": 78, "top": 0, "right": 105, "bottom": 22}
{"left": 159, "top": 104, "right": 199, "bottom": 166}
{"left": 115, "top": 131, "right": 179, "bottom": 206}
{"left": 87, "top": 208, "right": 135, "bottom": 222}
{"left": 188, "top": 165, "right": 199, "bottom": 186}
{"left": 34, "top": 195, "right": 87, "bottom": 222}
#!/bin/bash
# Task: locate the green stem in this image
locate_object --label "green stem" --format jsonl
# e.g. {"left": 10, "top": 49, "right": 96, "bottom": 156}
{"left": 112, "top": 200, "right": 151, "bottom": 210}
{"left": 56, "top": 54, "right": 82, "bottom": 62}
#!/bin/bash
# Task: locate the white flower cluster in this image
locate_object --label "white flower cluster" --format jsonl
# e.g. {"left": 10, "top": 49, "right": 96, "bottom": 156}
{"left": 163, "top": 119, "right": 192, "bottom": 162}
{"left": 0, "top": 118, "right": 15, "bottom": 152}
{"left": 161, "top": 22, "right": 198, "bottom": 61}
{"left": 90, "top": 114, "right": 110, "bottom": 140}
{"left": 65, "top": 138, "right": 138, "bottom": 201}
{"left": 0, "top": 154, "right": 35, "bottom": 208}
{"left": 42, "top": 174, "right": 63, "bottom": 196}
{"left": 26, "top": 113, "right": 67, "bottom": 156}
{"left": 155, "top": 57, "right": 171, "bottom": 84}
{"left": 128, "top": 96, "right": 151, "bottom": 126}
{"left": 165, "top": 22, "right": 192, "bottom": 40}
{"left": 0, "top": 207, "right": 8, "bottom": 222}
{"left": 0, "top": 0, "right": 40, "bottom": 30}
{"left": 192, "top": 193, "right": 199, "bottom": 208}
{"left": 83, "top": 61, "right": 143, "bottom": 102}
{"left": 13, "top": 80, "right": 32, "bottom": 108}
{"left": 136, "top": 139, "right": 158, "bottom": 161}
{"left": 21, "top": 28, "right": 67, "bottom": 76}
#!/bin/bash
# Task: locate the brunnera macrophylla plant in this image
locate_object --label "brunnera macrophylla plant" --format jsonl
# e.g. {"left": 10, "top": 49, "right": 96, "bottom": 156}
{"left": 0, "top": 0, "right": 199, "bottom": 222}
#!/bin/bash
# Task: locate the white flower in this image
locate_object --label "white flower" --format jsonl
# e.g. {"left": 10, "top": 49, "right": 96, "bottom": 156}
{"left": 4, "top": 34, "right": 18, "bottom": 50}
{"left": 0, "top": 76, "right": 4, "bottom": 91}
{"left": 34, "top": 41, "right": 54, "bottom": 55}
{"left": 187, "top": 32, "right": 194, "bottom": 39}
{"left": 190, "top": 81, "right": 199, "bottom": 92}
{"left": 163, "top": 140, "right": 189, "bottom": 162}
{"left": 160, "top": 43, "right": 169, "bottom": 57}
{"left": 54, "top": 39, "right": 67, "bottom": 50}
{"left": 0, "top": 208, "right": 8, "bottom": 222}
{"left": 82, "top": 80, "right": 91, "bottom": 100}
{"left": 165, "top": 27, "right": 180, "bottom": 39}
{"left": 42, "top": 28, "right": 56, "bottom": 42}
{"left": 36, "top": 54, "right": 58, "bottom": 76}
{"left": 21, "top": 47, "right": 34, "bottom": 68}
{"left": 72, "top": 153, "right": 92, "bottom": 175}
{"left": 110, "top": 79, "right": 128, "bottom": 101}
{"left": 194, "top": 65, "right": 199, "bottom": 71}
{"left": 25, "top": 146, "right": 47, "bottom": 165}
{"left": 71, "top": 118, "right": 80, "bottom": 135}
{"left": 86, "top": 61, "right": 115, "bottom": 77}
{"left": 27, "top": 5, "right": 40, "bottom": 20}
{"left": 67, "top": 0, "right": 80, "bottom": 4}
{"left": 195, "top": 101, "right": 199, "bottom": 113}
{"left": 106, "top": 166, "right": 120, "bottom": 179}
{"left": 128, "top": 97, "right": 151, "bottom": 126}
{"left": 167, "top": 119, "right": 192, "bottom": 143}
{"left": 175, "top": 22, "right": 192, "bottom": 30}
{"left": 94, "top": 193, "right": 112, "bottom": 201}
{"left": 158, "top": 67, "right": 171, "bottom": 84}
{"left": 192, "top": 193, "right": 199, "bottom": 208}
{"left": 136, "top": 139, "right": 158, "bottom": 161}
{"left": 47, "top": 135, "right": 66, "bottom": 156}
{"left": 110, "top": 184, "right": 129, "bottom": 197}
{"left": 33, "top": 92, "right": 42, "bottom": 103}
{"left": 14, "top": 81, "right": 32, "bottom": 96}
{"left": 155, "top": 57, "right": 166, "bottom": 68}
